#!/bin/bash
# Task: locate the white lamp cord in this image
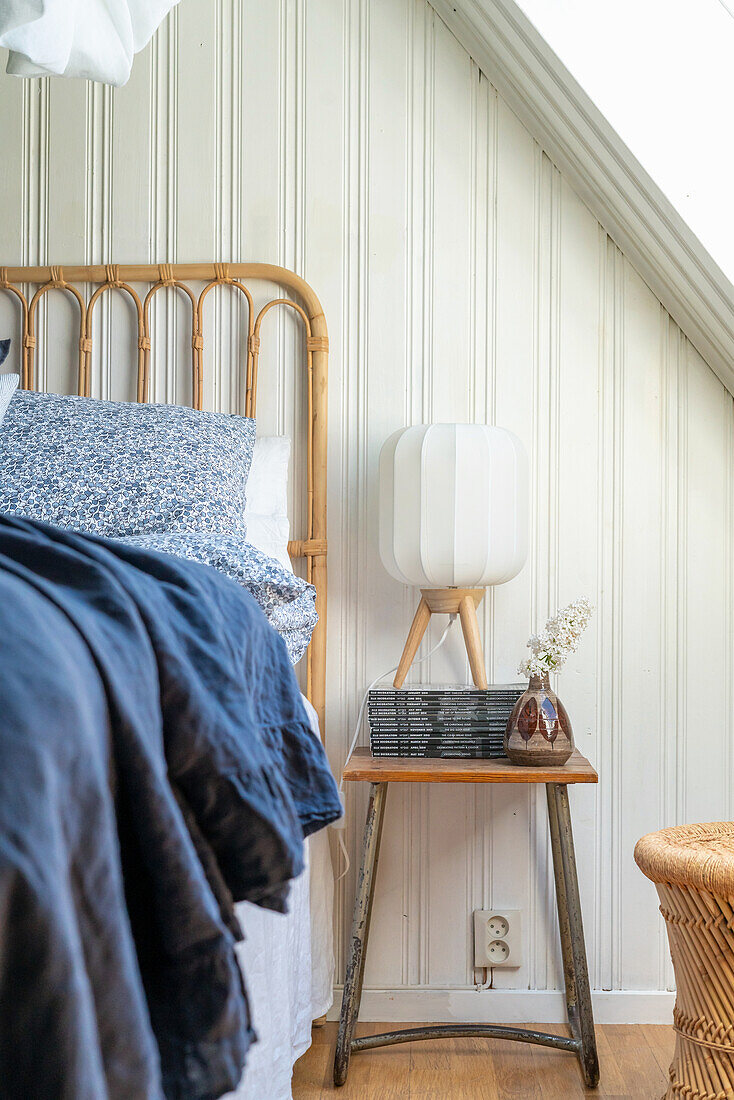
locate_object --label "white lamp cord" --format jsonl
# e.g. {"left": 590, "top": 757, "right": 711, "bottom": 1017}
{"left": 333, "top": 614, "right": 458, "bottom": 881}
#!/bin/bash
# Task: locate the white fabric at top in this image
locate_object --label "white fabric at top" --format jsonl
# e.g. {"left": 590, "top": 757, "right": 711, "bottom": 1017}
{"left": 0, "top": 0, "right": 179, "bottom": 85}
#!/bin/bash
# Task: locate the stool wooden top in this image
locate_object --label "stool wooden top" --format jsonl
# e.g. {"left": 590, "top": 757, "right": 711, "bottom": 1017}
{"left": 342, "top": 747, "right": 598, "bottom": 784}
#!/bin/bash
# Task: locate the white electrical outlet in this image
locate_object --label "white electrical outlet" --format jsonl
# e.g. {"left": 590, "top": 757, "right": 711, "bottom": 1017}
{"left": 473, "top": 909, "right": 522, "bottom": 969}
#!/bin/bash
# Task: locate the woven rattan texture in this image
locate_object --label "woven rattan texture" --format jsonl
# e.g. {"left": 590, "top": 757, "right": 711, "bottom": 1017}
{"left": 636, "top": 822, "right": 734, "bottom": 899}
{"left": 636, "top": 825, "right": 734, "bottom": 1099}
{"left": 0, "top": 262, "right": 329, "bottom": 733}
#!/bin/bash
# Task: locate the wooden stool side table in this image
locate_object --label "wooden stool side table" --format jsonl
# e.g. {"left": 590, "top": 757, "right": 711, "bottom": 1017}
{"left": 333, "top": 749, "right": 600, "bottom": 1088}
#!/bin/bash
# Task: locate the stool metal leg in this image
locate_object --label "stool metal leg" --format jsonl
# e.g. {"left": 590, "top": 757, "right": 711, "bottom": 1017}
{"left": 334, "top": 782, "right": 388, "bottom": 1087}
{"left": 547, "top": 782, "right": 599, "bottom": 1088}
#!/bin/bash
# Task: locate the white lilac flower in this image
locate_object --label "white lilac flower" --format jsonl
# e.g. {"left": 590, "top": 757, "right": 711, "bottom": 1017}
{"left": 518, "top": 598, "right": 594, "bottom": 679}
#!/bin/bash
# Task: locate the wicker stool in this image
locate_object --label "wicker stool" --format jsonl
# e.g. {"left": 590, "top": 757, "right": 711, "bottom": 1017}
{"left": 635, "top": 823, "right": 734, "bottom": 1100}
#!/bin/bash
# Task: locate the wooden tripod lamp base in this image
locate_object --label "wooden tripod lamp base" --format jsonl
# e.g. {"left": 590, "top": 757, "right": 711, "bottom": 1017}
{"left": 393, "top": 588, "right": 487, "bottom": 690}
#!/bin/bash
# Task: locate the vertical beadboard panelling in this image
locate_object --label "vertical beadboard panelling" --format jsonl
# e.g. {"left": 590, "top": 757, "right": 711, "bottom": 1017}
{"left": 2, "top": 0, "right": 734, "bottom": 1016}
{"left": 176, "top": 1, "right": 217, "bottom": 407}
{"left": 302, "top": 0, "right": 347, "bottom": 747}
{"left": 727, "top": 391, "right": 734, "bottom": 827}
{"left": 486, "top": 96, "right": 536, "bottom": 993}
{"left": 84, "top": 84, "right": 112, "bottom": 268}
{"left": 301, "top": 0, "right": 348, "bottom": 977}
{"left": 528, "top": 148, "right": 556, "bottom": 992}
{"left": 148, "top": 7, "right": 180, "bottom": 405}
{"left": 727, "top": 394, "right": 734, "bottom": 829}
{"left": 405, "top": 0, "right": 429, "bottom": 988}
{"left": 331, "top": 0, "right": 370, "bottom": 984}
{"left": 658, "top": 311, "right": 681, "bottom": 993}
{"left": 211, "top": 0, "right": 241, "bottom": 415}
{"left": 618, "top": 260, "right": 665, "bottom": 991}
{"left": 553, "top": 177, "right": 604, "bottom": 991}
{"left": 239, "top": 0, "right": 283, "bottom": 438}
{"left": 469, "top": 62, "right": 492, "bottom": 977}
{"left": 269, "top": 0, "right": 308, "bottom": 553}
{"left": 0, "top": 52, "right": 24, "bottom": 369}
{"left": 595, "top": 233, "right": 621, "bottom": 994}
{"left": 682, "top": 342, "right": 731, "bottom": 823}
{"left": 85, "top": 81, "right": 113, "bottom": 398}
{"left": 424, "top": 13, "right": 476, "bottom": 989}
{"left": 359, "top": 0, "right": 411, "bottom": 991}
{"left": 44, "top": 80, "right": 86, "bottom": 395}
{"left": 109, "top": 50, "right": 153, "bottom": 402}
{"left": 111, "top": 58, "right": 151, "bottom": 264}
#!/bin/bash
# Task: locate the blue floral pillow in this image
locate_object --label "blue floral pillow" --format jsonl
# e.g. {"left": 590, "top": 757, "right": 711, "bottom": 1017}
{"left": 0, "top": 390, "right": 256, "bottom": 539}
{"left": 120, "top": 532, "right": 318, "bottom": 664}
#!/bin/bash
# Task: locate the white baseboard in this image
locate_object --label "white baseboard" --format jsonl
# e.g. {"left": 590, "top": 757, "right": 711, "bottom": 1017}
{"left": 327, "top": 987, "right": 675, "bottom": 1025}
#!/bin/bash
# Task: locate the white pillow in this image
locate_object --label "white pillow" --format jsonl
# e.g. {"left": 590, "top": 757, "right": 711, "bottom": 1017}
{"left": 0, "top": 374, "right": 19, "bottom": 427}
{"left": 245, "top": 436, "right": 292, "bottom": 570}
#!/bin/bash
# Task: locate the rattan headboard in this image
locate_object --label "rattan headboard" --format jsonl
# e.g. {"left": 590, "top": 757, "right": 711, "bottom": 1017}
{"left": 0, "top": 262, "right": 329, "bottom": 734}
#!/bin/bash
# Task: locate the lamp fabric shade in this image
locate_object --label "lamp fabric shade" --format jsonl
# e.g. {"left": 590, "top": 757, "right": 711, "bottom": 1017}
{"left": 379, "top": 423, "right": 528, "bottom": 588}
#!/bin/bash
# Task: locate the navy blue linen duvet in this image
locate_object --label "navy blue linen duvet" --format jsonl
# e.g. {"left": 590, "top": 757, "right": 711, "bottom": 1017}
{"left": 0, "top": 514, "right": 341, "bottom": 1100}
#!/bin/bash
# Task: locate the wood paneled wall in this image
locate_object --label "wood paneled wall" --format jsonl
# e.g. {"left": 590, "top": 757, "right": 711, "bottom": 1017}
{"left": 0, "top": 0, "right": 732, "bottom": 1020}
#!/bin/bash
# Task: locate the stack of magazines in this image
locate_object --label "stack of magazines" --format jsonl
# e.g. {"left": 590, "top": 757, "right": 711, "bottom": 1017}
{"left": 368, "top": 684, "right": 525, "bottom": 758}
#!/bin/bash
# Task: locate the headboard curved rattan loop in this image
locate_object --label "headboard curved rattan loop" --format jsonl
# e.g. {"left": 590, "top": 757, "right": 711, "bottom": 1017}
{"left": 0, "top": 263, "right": 329, "bottom": 735}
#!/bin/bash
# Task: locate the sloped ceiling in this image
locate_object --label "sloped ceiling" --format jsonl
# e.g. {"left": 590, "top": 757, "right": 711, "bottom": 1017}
{"left": 430, "top": 0, "right": 734, "bottom": 398}
{"left": 512, "top": 0, "right": 734, "bottom": 284}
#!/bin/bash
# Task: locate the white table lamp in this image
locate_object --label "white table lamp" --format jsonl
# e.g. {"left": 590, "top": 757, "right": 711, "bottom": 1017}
{"left": 378, "top": 423, "right": 529, "bottom": 689}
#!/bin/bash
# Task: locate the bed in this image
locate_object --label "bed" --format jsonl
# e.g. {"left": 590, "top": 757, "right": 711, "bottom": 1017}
{"left": 0, "top": 262, "right": 335, "bottom": 1100}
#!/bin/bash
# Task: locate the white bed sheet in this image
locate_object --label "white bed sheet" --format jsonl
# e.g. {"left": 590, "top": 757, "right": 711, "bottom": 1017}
{"left": 226, "top": 696, "right": 334, "bottom": 1100}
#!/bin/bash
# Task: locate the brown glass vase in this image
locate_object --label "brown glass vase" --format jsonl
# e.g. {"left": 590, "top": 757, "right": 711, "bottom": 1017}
{"left": 504, "top": 675, "right": 574, "bottom": 766}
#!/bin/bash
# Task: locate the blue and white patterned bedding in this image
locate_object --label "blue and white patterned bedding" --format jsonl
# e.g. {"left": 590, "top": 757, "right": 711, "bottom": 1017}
{"left": 120, "top": 532, "right": 317, "bottom": 665}
{"left": 0, "top": 389, "right": 256, "bottom": 539}
{"left": 0, "top": 389, "right": 318, "bottom": 660}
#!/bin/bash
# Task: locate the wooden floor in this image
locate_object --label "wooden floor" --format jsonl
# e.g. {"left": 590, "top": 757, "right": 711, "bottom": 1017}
{"left": 293, "top": 1022, "right": 674, "bottom": 1098}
